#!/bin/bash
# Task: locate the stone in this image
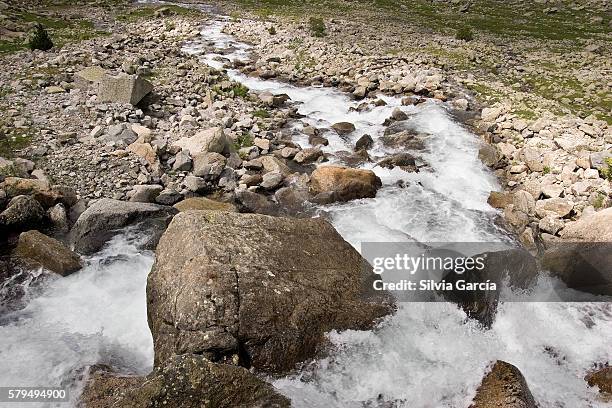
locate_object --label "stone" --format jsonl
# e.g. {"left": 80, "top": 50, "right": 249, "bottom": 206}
{"left": 535, "top": 198, "right": 574, "bottom": 218}
{"left": 192, "top": 152, "right": 226, "bottom": 178}
{"left": 46, "top": 86, "right": 65, "bottom": 94}
{"left": 586, "top": 367, "right": 612, "bottom": 396}
{"left": 129, "top": 185, "right": 163, "bottom": 203}
{"left": 487, "top": 191, "right": 512, "bottom": 209}
{"left": 541, "top": 183, "right": 563, "bottom": 198}
{"left": 236, "top": 190, "right": 277, "bottom": 215}
{"left": 331, "top": 122, "right": 356, "bottom": 135}
{"left": 590, "top": 150, "right": 612, "bottom": 171}
{"left": 14, "top": 230, "right": 81, "bottom": 276}
{"left": 481, "top": 107, "right": 502, "bottom": 122}
{"left": 539, "top": 215, "right": 564, "bottom": 235}
{"left": 70, "top": 198, "right": 177, "bottom": 255}
{"left": 513, "top": 190, "right": 535, "bottom": 215}
{"left": 0, "top": 178, "right": 75, "bottom": 207}
{"left": 390, "top": 107, "right": 408, "bottom": 121}
{"left": 258, "top": 155, "right": 291, "bottom": 175}
{"left": 280, "top": 147, "right": 299, "bottom": 159}
{"left": 470, "top": 361, "right": 537, "bottom": 408}
{"left": 478, "top": 144, "right": 500, "bottom": 168}
{"left": 0, "top": 195, "right": 45, "bottom": 231}
{"left": 253, "top": 137, "right": 270, "bottom": 151}
{"left": 172, "top": 127, "right": 229, "bottom": 156}
{"left": 183, "top": 176, "right": 207, "bottom": 193}
{"left": 310, "top": 166, "right": 382, "bottom": 203}
{"left": 172, "top": 150, "right": 192, "bottom": 171}
{"left": 561, "top": 207, "right": 612, "bottom": 242}
{"left": 97, "top": 73, "right": 153, "bottom": 105}
{"left": 102, "top": 124, "right": 138, "bottom": 145}
{"left": 355, "top": 134, "right": 374, "bottom": 151}
{"left": 155, "top": 189, "right": 182, "bottom": 206}
{"left": 260, "top": 171, "right": 284, "bottom": 190}
{"left": 294, "top": 147, "right": 323, "bottom": 164}
{"left": 308, "top": 134, "right": 329, "bottom": 146}
{"left": 74, "top": 66, "right": 108, "bottom": 90}
{"left": 81, "top": 354, "right": 290, "bottom": 408}
{"left": 377, "top": 153, "right": 417, "bottom": 172}
{"left": 173, "top": 197, "right": 237, "bottom": 212}
{"left": 520, "top": 147, "right": 544, "bottom": 172}
{"left": 127, "top": 142, "right": 157, "bottom": 165}
{"left": 48, "top": 203, "right": 68, "bottom": 231}
{"left": 147, "top": 211, "right": 394, "bottom": 371}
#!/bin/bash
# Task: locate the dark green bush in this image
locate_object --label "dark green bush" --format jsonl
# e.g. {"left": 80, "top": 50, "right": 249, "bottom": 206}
{"left": 309, "top": 17, "right": 326, "bottom": 37}
{"left": 268, "top": 26, "right": 277, "bottom": 35}
{"left": 455, "top": 26, "right": 474, "bottom": 41}
{"left": 29, "top": 23, "right": 53, "bottom": 51}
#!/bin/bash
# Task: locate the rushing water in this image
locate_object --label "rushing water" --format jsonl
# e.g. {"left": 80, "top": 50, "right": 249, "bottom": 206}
{"left": 0, "top": 5, "right": 610, "bottom": 408}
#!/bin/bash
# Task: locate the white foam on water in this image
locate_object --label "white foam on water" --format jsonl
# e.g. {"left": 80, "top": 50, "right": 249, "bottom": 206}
{"left": 0, "top": 231, "right": 154, "bottom": 407}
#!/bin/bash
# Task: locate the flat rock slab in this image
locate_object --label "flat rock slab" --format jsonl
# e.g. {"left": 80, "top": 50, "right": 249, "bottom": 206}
{"left": 147, "top": 211, "right": 394, "bottom": 373}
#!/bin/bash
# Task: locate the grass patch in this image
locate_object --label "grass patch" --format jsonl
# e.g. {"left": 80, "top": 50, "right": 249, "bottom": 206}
{"left": 455, "top": 26, "right": 473, "bottom": 41}
{"left": 232, "top": 132, "right": 254, "bottom": 152}
{"left": 309, "top": 17, "right": 326, "bottom": 37}
{"left": 253, "top": 109, "right": 270, "bottom": 118}
{"left": 117, "top": 5, "right": 200, "bottom": 22}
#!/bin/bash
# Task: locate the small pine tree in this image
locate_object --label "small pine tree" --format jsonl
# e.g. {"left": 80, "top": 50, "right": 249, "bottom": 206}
{"left": 29, "top": 23, "right": 54, "bottom": 51}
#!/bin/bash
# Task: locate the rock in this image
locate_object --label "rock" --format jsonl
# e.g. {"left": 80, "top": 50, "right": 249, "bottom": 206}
{"left": 173, "top": 197, "right": 237, "bottom": 212}
{"left": 377, "top": 153, "right": 418, "bottom": 172}
{"left": 0, "top": 195, "right": 45, "bottom": 231}
{"left": 308, "top": 134, "right": 329, "bottom": 146}
{"left": 192, "top": 152, "right": 226, "bottom": 178}
{"left": 294, "top": 147, "right": 323, "bottom": 164}
{"left": 590, "top": 149, "right": 612, "bottom": 171}
{"left": 520, "top": 147, "right": 544, "bottom": 172}
{"left": 102, "top": 124, "right": 138, "bottom": 145}
{"left": 155, "top": 189, "right": 182, "bottom": 206}
{"left": 586, "top": 367, "right": 612, "bottom": 395}
{"left": 183, "top": 175, "right": 207, "bottom": 193}
{"left": 46, "top": 86, "right": 65, "bottom": 94}
{"left": 74, "top": 66, "right": 108, "bottom": 90}
{"left": 470, "top": 361, "right": 537, "bottom": 408}
{"left": 561, "top": 208, "right": 612, "bottom": 241}
{"left": 280, "top": 147, "right": 299, "bottom": 159}
{"left": 355, "top": 134, "right": 374, "bottom": 151}
{"left": 0, "top": 177, "right": 76, "bottom": 207}
{"left": 260, "top": 171, "right": 284, "bottom": 190}
{"left": 380, "top": 129, "right": 426, "bottom": 150}
{"left": 535, "top": 198, "right": 573, "bottom": 218}
{"left": 48, "top": 203, "right": 68, "bottom": 231}
{"left": 129, "top": 184, "right": 163, "bottom": 203}
{"left": 478, "top": 145, "right": 500, "bottom": 168}
{"left": 147, "top": 211, "right": 394, "bottom": 371}
{"left": 172, "top": 127, "right": 229, "bottom": 156}
{"left": 258, "top": 155, "right": 291, "bottom": 175}
{"left": 538, "top": 215, "right": 564, "bottom": 235}
{"left": 127, "top": 142, "right": 157, "bottom": 165}
{"left": 172, "top": 150, "right": 192, "bottom": 171}
{"left": 487, "top": 191, "right": 512, "bottom": 209}
{"left": 97, "top": 73, "right": 153, "bottom": 105}
{"left": 236, "top": 190, "right": 277, "bottom": 215}
{"left": 481, "top": 107, "right": 502, "bottom": 122}
{"left": 310, "top": 166, "right": 381, "bottom": 203}
{"left": 14, "top": 230, "right": 81, "bottom": 276}
{"left": 390, "top": 107, "right": 408, "bottom": 121}
{"left": 70, "top": 198, "right": 177, "bottom": 255}
{"left": 513, "top": 190, "right": 535, "bottom": 215}
{"left": 81, "top": 354, "right": 290, "bottom": 408}
{"left": 331, "top": 122, "right": 356, "bottom": 135}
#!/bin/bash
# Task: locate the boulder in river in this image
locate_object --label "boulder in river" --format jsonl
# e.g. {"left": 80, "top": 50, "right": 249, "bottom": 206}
{"left": 310, "top": 165, "right": 382, "bottom": 203}
{"left": 331, "top": 121, "right": 356, "bottom": 135}
{"left": 585, "top": 366, "right": 612, "bottom": 396}
{"left": 14, "top": 230, "right": 82, "bottom": 276}
{"left": 147, "top": 211, "right": 394, "bottom": 372}
{"left": 355, "top": 134, "right": 374, "bottom": 151}
{"left": 377, "top": 153, "right": 418, "bottom": 172}
{"left": 70, "top": 198, "right": 178, "bottom": 255}
{"left": 81, "top": 354, "right": 290, "bottom": 408}
{"left": 470, "top": 361, "right": 537, "bottom": 408}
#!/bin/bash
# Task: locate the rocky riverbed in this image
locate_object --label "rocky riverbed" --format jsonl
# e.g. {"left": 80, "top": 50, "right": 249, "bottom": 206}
{"left": 0, "top": 0, "right": 611, "bottom": 407}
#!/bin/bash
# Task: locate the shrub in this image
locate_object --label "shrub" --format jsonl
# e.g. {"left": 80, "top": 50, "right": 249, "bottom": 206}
{"left": 268, "top": 26, "right": 277, "bottom": 35}
{"left": 542, "top": 166, "right": 551, "bottom": 175}
{"left": 600, "top": 158, "right": 612, "bottom": 181}
{"left": 233, "top": 132, "right": 254, "bottom": 152}
{"left": 231, "top": 84, "right": 249, "bottom": 98}
{"left": 309, "top": 17, "right": 326, "bottom": 37}
{"left": 455, "top": 26, "right": 474, "bottom": 42}
{"left": 253, "top": 109, "right": 270, "bottom": 118}
{"left": 29, "top": 23, "right": 53, "bottom": 51}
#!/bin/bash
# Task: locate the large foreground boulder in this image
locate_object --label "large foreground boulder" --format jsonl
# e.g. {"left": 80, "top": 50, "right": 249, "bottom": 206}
{"left": 97, "top": 73, "right": 153, "bottom": 105}
{"left": 80, "top": 354, "right": 290, "bottom": 408}
{"left": 147, "top": 211, "right": 394, "bottom": 372}
{"left": 14, "top": 230, "right": 81, "bottom": 276}
{"left": 470, "top": 361, "right": 537, "bottom": 408}
{"left": 310, "top": 165, "right": 382, "bottom": 203}
{"left": 560, "top": 207, "right": 612, "bottom": 242}
{"left": 70, "top": 198, "right": 178, "bottom": 254}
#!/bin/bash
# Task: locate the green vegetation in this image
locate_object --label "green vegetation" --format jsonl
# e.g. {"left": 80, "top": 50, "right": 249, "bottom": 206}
{"left": 600, "top": 158, "right": 612, "bottom": 182}
{"left": 117, "top": 5, "right": 199, "bottom": 21}
{"left": 542, "top": 166, "right": 551, "bottom": 175}
{"left": 268, "top": 25, "right": 277, "bottom": 35}
{"left": 253, "top": 109, "right": 271, "bottom": 118}
{"left": 29, "top": 23, "right": 54, "bottom": 51}
{"left": 309, "top": 17, "right": 326, "bottom": 37}
{"left": 455, "top": 26, "right": 473, "bottom": 41}
{"left": 231, "top": 84, "right": 249, "bottom": 98}
{"left": 0, "top": 128, "right": 33, "bottom": 158}
{"left": 233, "top": 132, "right": 254, "bottom": 153}
{"left": 593, "top": 194, "right": 606, "bottom": 209}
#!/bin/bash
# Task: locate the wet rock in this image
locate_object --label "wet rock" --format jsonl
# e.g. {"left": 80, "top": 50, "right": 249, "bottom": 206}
{"left": 378, "top": 153, "right": 418, "bottom": 172}
{"left": 128, "top": 184, "right": 163, "bottom": 203}
{"left": 478, "top": 144, "right": 500, "bottom": 168}
{"left": 309, "top": 134, "right": 329, "bottom": 146}
{"left": 0, "top": 195, "right": 45, "bottom": 231}
{"left": 390, "top": 107, "right": 408, "bottom": 121}
{"left": 331, "top": 122, "right": 356, "bottom": 135}
{"left": 487, "top": 191, "right": 512, "bottom": 209}
{"left": 310, "top": 165, "right": 381, "bottom": 203}
{"left": 147, "top": 211, "right": 394, "bottom": 371}
{"left": 14, "top": 230, "right": 81, "bottom": 276}
{"left": 70, "top": 198, "right": 178, "bottom": 255}
{"left": 97, "top": 73, "right": 153, "bottom": 105}
{"left": 586, "top": 367, "right": 612, "bottom": 396}
{"left": 81, "top": 354, "right": 290, "bottom": 408}
{"left": 172, "top": 127, "right": 229, "bottom": 156}
{"left": 380, "top": 130, "right": 426, "bottom": 150}
{"left": 470, "top": 361, "right": 537, "bottom": 408}
{"left": 173, "top": 197, "right": 237, "bottom": 212}
{"left": 355, "top": 134, "right": 374, "bottom": 151}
